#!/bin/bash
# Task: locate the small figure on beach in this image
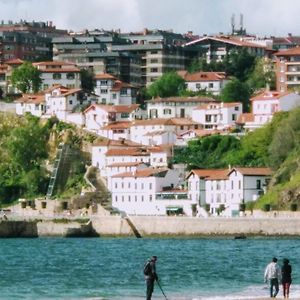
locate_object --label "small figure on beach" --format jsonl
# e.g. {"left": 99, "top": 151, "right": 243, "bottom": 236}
{"left": 144, "top": 255, "right": 158, "bottom": 300}
{"left": 282, "top": 258, "right": 292, "bottom": 299}
{"left": 264, "top": 257, "right": 282, "bottom": 298}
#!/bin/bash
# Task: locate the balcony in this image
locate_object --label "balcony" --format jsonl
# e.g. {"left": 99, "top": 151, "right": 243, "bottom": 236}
{"left": 156, "top": 190, "right": 188, "bottom": 200}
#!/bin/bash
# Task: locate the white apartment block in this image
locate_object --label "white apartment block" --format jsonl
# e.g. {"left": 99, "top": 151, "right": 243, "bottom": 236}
{"left": 94, "top": 73, "right": 137, "bottom": 105}
{"left": 110, "top": 167, "right": 184, "bottom": 215}
{"left": 147, "top": 96, "right": 216, "bottom": 119}
{"left": 192, "top": 102, "right": 242, "bottom": 130}
{"left": 15, "top": 94, "right": 45, "bottom": 117}
{"left": 187, "top": 167, "right": 272, "bottom": 217}
{"left": 84, "top": 104, "right": 139, "bottom": 134}
{"left": 33, "top": 61, "right": 81, "bottom": 90}
{"left": 178, "top": 71, "right": 230, "bottom": 95}
{"left": 130, "top": 118, "right": 200, "bottom": 145}
{"left": 45, "top": 86, "right": 97, "bottom": 121}
{"left": 239, "top": 91, "right": 300, "bottom": 130}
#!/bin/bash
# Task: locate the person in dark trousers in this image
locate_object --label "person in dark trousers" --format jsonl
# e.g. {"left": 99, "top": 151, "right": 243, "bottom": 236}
{"left": 282, "top": 258, "right": 292, "bottom": 299}
{"left": 264, "top": 257, "right": 282, "bottom": 298}
{"left": 144, "top": 256, "right": 158, "bottom": 300}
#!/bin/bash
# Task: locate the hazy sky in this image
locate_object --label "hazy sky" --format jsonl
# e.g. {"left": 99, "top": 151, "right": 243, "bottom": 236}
{"left": 1, "top": 0, "right": 300, "bottom": 37}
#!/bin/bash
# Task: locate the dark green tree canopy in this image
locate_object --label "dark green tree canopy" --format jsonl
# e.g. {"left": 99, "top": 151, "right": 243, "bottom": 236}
{"left": 146, "top": 72, "right": 186, "bottom": 98}
{"left": 80, "top": 69, "right": 95, "bottom": 93}
{"left": 11, "top": 62, "right": 42, "bottom": 93}
{"left": 220, "top": 79, "right": 251, "bottom": 111}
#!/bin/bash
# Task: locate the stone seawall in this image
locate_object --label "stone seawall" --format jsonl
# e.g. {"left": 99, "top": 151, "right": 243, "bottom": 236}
{"left": 2, "top": 216, "right": 300, "bottom": 237}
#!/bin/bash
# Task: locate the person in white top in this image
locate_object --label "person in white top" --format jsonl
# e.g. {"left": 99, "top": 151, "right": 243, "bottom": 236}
{"left": 264, "top": 257, "right": 282, "bottom": 298}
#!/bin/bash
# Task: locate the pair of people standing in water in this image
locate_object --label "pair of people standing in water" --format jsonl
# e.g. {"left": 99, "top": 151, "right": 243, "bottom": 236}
{"left": 264, "top": 257, "right": 292, "bottom": 298}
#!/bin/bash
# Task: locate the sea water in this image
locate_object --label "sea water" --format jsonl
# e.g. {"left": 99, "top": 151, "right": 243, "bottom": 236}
{"left": 0, "top": 237, "right": 300, "bottom": 300}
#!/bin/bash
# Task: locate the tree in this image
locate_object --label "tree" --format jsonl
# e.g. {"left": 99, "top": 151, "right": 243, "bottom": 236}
{"left": 220, "top": 79, "right": 250, "bottom": 111}
{"left": 80, "top": 69, "right": 95, "bottom": 92}
{"left": 247, "top": 58, "right": 276, "bottom": 92}
{"left": 223, "top": 48, "right": 256, "bottom": 82}
{"left": 11, "top": 62, "right": 42, "bottom": 93}
{"left": 146, "top": 72, "right": 186, "bottom": 98}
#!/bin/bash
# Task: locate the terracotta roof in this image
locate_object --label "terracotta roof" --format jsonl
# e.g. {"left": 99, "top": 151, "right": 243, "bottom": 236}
{"left": 37, "top": 68, "right": 80, "bottom": 73}
{"left": 93, "top": 138, "right": 142, "bottom": 147}
{"left": 195, "top": 102, "right": 241, "bottom": 110}
{"left": 275, "top": 47, "right": 300, "bottom": 56}
{"left": 85, "top": 104, "right": 139, "bottom": 114}
{"left": 112, "top": 167, "right": 168, "bottom": 178}
{"left": 147, "top": 96, "right": 216, "bottom": 104}
{"left": 43, "top": 84, "right": 68, "bottom": 93}
{"left": 185, "top": 35, "right": 266, "bottom": 48}
{"left": 107, "top": 162, "right": 145, "bottom": 167}
{"left": 33, "top": 61, "right": 76, "bottom": 66}
{"left": 101, "top": 121, "right": 132, "bottom": 130}
{"left": 111, "top": 80, "right": 135, "bottom": 91}
{"left": 187, "top": 169, "right": 228, "bottom": 180}
{"left": 15, "top": 94, "right": 45, "bottom": 104}
{"left": 230, "top": 167, "right": 272, "bottom": 176}
{"left": 131, "top": 118, "right": 199, "bottom": 127}
{"left": 180, "top": 71, "right": 227, "bottom": 82}
{"left": 94, "top": 73, "right": 117, "bottom": 80}
{"left": 60, "top": 88, "right": 82, "bottom": 96}
{"left": 250, "top": 91, "right": 291, "bottom": 101}
{"left": 5, "top": 58, "right": 24, "bottom": 65}
{"left": 106, "top": 146, "right": 164, "bottom": 157}
{"left": 236, "top": 113, "right": 254, "bottom": 124}
{"left": 180, "top": 129, "right": 219, "bottom": 137}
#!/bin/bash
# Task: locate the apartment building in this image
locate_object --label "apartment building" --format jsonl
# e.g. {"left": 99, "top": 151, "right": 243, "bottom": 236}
{"left": 94, "top": 73, "right": 137, "bottom": 105}
{"left": 33, "top": 61, "right": 81, "bottom": 90}
{"left": 147, "top": 96, "right": 216, "bottom": 119}
{"left": 113, "top": 29, "right": 194, "bottom": 86}
{"left": 192, "top": 102, "right": 242, "bottom": 130}
{"left": 52, "top": 31, "right": 141, "bottom": 86}
{"left": 0, "top": 20, "right": 67, "bottom": 62}
{"left": 275, "top": 47, "right": 300, "bottom": 92}
{"left": 187, "top": 167, "right": 272, "bottom": 217}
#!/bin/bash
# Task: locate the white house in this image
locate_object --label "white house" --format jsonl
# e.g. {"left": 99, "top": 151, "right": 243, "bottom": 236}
{"left": 178, "top": 71, "right": 230, "bottom": 95}
{"left": 45, "top": 86, "right": 97, "bottom": 121}
{"left": 130, "top": 118, "right": 201, "bottom": 145}
{"left": 33, "top": 61, "right": 81, "bottom": 90}
{"left": 15, "top": 94, "right": 45, "bottom": 117}
{"left": 84, "top": 104, "right": 139, "bottom": 135}
{"left": 192, "top": 102, "right": 243, "bottom": 130}
{"left": 94, "top": 73, "right": 137, "bottom": 105}
{"left": 240, "top": 91, "right": 300, "bottom": 130}
{"left": 146, "top": 96, "right": 216, "bottom": 119}
{"left": 110, "top": 167, "right": 186, "bottom": 215}
{"left": 187, "top": 167, "right": 272, "bottom": 217}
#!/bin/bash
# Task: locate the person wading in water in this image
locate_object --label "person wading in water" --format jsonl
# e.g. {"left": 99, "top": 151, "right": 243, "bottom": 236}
{"left": 144, "top": 256, "right": 158, "bottom": 300}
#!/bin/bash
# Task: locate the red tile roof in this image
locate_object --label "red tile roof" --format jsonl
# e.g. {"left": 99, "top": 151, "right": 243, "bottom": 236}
{"left": 93, "top": 138, "right": 142, "bottom": 147}
{"left": 106, "top": 146, "right": 164, "bottom": 156}
{"left": 101, "top": 121, "right": 132, "bottom": 130}
{"left": 188, "top": 169, "right": 229, "bottom": 180}
{"left": 148, "top": 96, "right": 216, "bottom": 104}
{"left": 107, "top": 162, "right": 145, "bottom": 167}
{"left": 94, "top": 73, "right": 117, "bottom": 80}
{"left": 179, "top": 71, "right": 227, "bottom": 82}
{"left": 5, "top": 58, "right": 24, "bottom": 65}
{"left": 112, "top": 167, "right": 168, "bottom": 178}
{"left": 229, "top": 167, "right": 272, "bottom": 176}
{"left": 195, "top": 102, "right": 241, "bottom": 110}
{"left": 111, "top": 80, "right": 135, "bottom": 91}
{"left": 15, "top": 94, "right": 45, "bottom": 104}
{"left": 33, "top": 61, "right": 76, "bottom": 66}
{"left": 131, "top": 118, "right": 199, "bottom": 126}
{"left": 85, "top": 104, "right": 139, "bottom": 114}
{"left": 275, "top": 47, "right": 300, "bottom": 56}
{"left": 250, "top": 91, "right": 291, "bottom": 101}
{"left": 236, "top": 113, "right": 254, "bottom": 124}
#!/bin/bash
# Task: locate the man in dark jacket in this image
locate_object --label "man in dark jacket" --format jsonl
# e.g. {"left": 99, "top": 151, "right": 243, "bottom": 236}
{"left": 144, "top": 256, "right": 158, "bottom": 300}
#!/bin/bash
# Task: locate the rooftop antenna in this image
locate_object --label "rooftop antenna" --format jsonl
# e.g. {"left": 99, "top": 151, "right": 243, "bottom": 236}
{"left": 240, "top": 14, "right": 244, "bottom": 31}
{"left": 231, "top": 14, "right": 235, "bottom": 35}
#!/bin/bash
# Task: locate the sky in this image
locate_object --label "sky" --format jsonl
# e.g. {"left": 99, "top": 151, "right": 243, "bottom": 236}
{"left": 1, "top": 0, "right": 300, "bottom": 37}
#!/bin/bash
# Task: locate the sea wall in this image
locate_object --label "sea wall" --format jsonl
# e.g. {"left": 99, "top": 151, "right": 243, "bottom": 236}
{"left": 92, "top": 216, "right": 300, "bottom": 237}
{"left": 2, "top": 216, "right": 300, "bottom": 237}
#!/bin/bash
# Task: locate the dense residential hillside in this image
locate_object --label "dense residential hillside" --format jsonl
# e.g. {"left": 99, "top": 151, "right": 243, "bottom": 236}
{"left": 173, "top": 107, "right": 300, "bottom": 210}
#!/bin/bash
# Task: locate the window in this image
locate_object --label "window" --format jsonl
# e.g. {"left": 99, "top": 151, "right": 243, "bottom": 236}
{"left": 100, "top": 80, "right": 108, "bottom": 85}
{"left": 205, "top": 115, "right": 212, "bottom": 122}
{"left": 196, "top": 83, "right": 201, "bottom": 89}
{"left": 150, "top": 68, "right": 158, "bottom": 72}
{"left": 43, "top": 84, "right": 49, "bottom": 90}
{"left": 232, "top": 114, "right": 236, "bottom": 121}
{"left": 149, "top": 183, "right": 152, "bottom": 189}
{"left": 120, "top": 89, "right": 127, "bottom": 95}
{"left": 115, "top": 183, "right": 118, "bottom": 188}
{"left": 69, "top": 100, "right": 73, "bottom": 105}
{"left": 101, "top": 89, "right": 108, "bottom": 94}
{"left": 163, "top": 109, "right": 171, "bottom": 115}
{"left": 112, "top": 93, "right": 117, "bottom": 99}
{"left": 238, "top": 180, "right": 241, "bottom": 189}
{"left": 234, "top": 106, "right": 239, "bottom": 111}
{"left": 149, "top": 195, "right": 153, "bottom": 201}
{"left": 151, "top": 59, "right": 158, "bottom": 63}
{"left": 141, "top": 183, "right": 144, "bottom": 189}
{"left": 66, "top": 73, "right": 75, "bottom": 80}
{"left": 256, "top": 180, "right": 261, "bottom": 189}
{"left": 209, "top": 83, "right": 214, "bottom": 88}
{"left": 53, "top": 73, "right": 61, "bottom": 79}
{"left": 115, "top": 195, "right": 118, "bottom": 202}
